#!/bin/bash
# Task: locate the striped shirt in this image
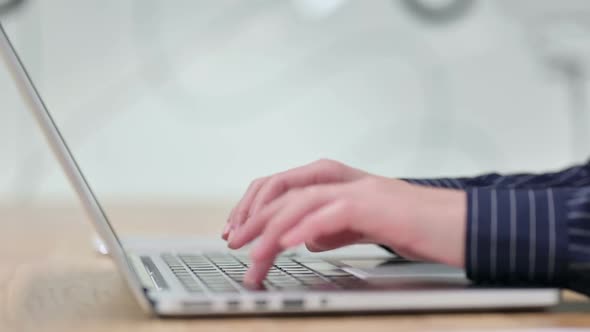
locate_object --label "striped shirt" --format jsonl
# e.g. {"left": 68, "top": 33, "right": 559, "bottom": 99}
{"left": 403, "top": 162, "right": 590, "bottom": 295}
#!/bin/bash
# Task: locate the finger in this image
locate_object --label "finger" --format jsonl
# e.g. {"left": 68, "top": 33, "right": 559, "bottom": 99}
{"left": 227, "top": 198, "right": 284, "bottom": 249}
{"left": 236, "top": 185, "right": 338, "bottom": 251}
{"left": 249, "top": 159, "right": 362, "bottom": 215}
{"left": 248, "top": 199, "right": 331, "bottom": 261}
{"left": 243, "top": 258, "right": 274, "bottom": 287}
{"left": 244, "top": 200, "right": 333, "bottom": 285}
{"left": 227, "top": 177, "right": 268, "bottom": 237}
{"left": 245, "top": 201, "right": 349, "bottom": 285}
{"left": 229, "top": 185, "right": 334, "bottom": 250}
{"left": 222, "top": 206, "right": 236, "bottom": 239}
{"left": 305, "top": 231, "right": 364, "bottom": 252}
{"left": 280, "top": 200, "right": 355, "bottom": 249}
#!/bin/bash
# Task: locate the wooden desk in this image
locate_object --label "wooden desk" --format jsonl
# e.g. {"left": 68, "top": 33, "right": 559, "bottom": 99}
{"left": 1, "top": 201, "right": 589, "bottom": 332}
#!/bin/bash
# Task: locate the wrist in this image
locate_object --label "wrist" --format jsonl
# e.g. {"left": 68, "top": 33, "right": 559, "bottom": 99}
{"left": 408, "top": 186, "right": 467, "bottom": 268}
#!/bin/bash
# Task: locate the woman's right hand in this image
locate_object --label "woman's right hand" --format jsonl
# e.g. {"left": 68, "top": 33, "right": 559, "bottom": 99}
{"left": 223, "top": 159, "right": 369, "bottom": 249}
{"left": 223, "top": 159, "right": 467, "bottom": 285}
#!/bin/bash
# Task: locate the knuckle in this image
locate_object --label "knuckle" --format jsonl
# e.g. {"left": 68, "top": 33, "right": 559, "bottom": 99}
{"left": 236, "top": 206, "right": 249, "bottom": 219}
{"left": 266, "top": 176, "right": 286, "bottom": 191}
{"left": 247, "top": 178, "right": 263, "bottom": 191}
{"left": 253, "top": 176, "right": 267, "bottom": 187}
{"left": 315, "top": 158, "right": 332, "bottom": 164}
{"left": 334, "top": 199, "right": 357, "bottom": 218}
{"left": 315, "top": 158, "right": 341, "bottom": 169}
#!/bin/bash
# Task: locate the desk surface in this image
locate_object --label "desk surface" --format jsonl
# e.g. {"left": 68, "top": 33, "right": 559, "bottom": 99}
{"left": 1, "top": 201, "right": 589, "bottom": 332}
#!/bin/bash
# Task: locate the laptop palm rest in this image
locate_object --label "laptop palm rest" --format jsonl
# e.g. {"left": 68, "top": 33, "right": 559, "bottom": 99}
{"left": 336, "top": 259, "right": 470, "bottom": 289}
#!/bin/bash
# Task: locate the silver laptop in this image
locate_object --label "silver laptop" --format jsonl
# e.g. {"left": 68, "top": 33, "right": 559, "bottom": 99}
{"left": 0, "top": 23, "right": 560, "bottom": 316}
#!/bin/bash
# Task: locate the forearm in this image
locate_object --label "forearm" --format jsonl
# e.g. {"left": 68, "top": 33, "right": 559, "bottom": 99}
{"left": 392, "top": 183, "right": 590, "bottom": 296}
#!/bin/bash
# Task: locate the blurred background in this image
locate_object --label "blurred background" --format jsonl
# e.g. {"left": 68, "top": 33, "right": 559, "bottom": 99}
{"left": 1, "top": 0, "right": 590, "bottom": 208}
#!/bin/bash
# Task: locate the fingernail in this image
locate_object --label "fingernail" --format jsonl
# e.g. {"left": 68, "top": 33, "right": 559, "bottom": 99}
{"left": 228, "top": 231, "right": 240, "bottom": 249}
{"left": 222, "top": 223, "right": 231, "bottom": 236}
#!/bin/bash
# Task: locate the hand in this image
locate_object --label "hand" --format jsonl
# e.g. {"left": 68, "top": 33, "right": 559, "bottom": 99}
{"left": 223, "top": 160, "right": 467, "bottom": 285}
{"left": 224, "top": 159, "right": 368, "bottom": 241}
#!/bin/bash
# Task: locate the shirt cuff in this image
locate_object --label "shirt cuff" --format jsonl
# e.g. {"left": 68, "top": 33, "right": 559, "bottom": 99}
{"left": 465, "top": 187, "right": 570, "bottom": 285}
{"left": 564, "top": 188, "right": 590, "bottom": 294}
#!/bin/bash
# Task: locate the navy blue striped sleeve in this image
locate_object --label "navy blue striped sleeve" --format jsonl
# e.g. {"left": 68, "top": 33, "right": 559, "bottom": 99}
{"left": 401, "top": 161, "right": 590, "bottom": 295}
{"left": 560, "top": 187, "right": 590, "bottom": 294}
{"left": 404, "top": 162, "right": 590, "bottom": 189}
{"left": 465, "top": 187, "right": 570, "bottom": 286}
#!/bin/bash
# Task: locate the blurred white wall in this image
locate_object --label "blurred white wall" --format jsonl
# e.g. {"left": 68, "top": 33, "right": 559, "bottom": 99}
{"left": 0, "top": 0, "right": 589, "bottom": 204}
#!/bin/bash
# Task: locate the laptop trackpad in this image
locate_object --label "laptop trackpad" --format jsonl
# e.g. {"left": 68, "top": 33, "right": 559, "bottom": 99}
{"left": 338, "top": 259, "right": 466, "bottom": 280}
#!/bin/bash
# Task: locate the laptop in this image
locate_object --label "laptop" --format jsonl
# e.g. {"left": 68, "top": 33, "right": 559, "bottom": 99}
{"left": 0, "top": 23, "right": 560, "bottom": 316}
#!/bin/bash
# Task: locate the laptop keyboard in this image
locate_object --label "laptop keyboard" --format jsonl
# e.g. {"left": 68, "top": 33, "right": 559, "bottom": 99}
{"left": 161, "top": 253, "right": 366, "bottom": 293}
